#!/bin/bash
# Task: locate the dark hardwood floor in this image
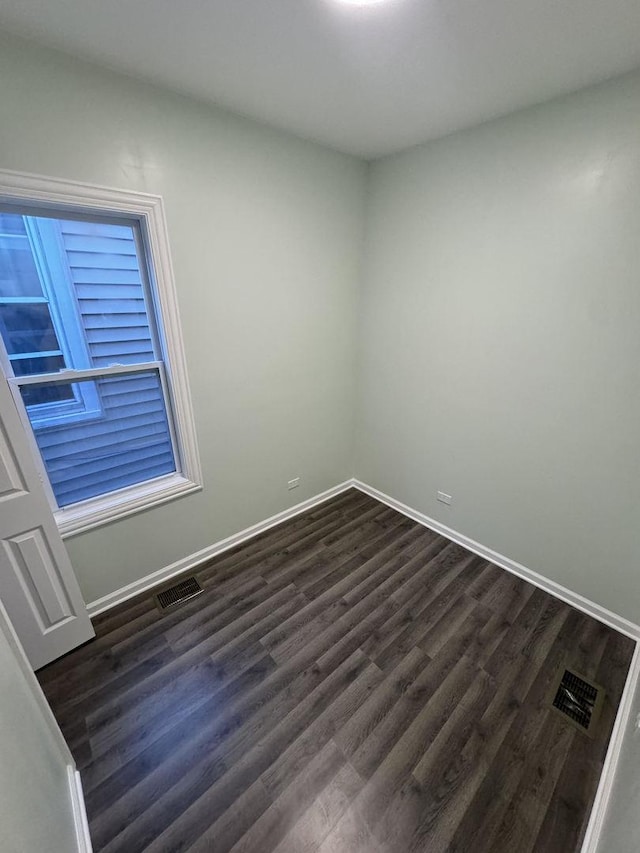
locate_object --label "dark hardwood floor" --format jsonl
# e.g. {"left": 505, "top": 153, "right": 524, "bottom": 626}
{"left": 38, "top": 488, "right": 635, "bottom": 852}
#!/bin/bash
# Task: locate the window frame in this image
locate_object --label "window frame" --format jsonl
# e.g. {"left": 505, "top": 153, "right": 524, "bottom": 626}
{"left": 0, "top": 169, "right": 202, "bottom": 538}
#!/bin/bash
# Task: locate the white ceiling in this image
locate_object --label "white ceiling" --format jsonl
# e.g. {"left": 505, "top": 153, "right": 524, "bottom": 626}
{"left": 1, "top": 0, "right": 639, "bottom": 158}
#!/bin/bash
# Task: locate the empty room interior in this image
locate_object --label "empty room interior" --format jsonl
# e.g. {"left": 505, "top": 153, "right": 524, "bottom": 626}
{"left": 1, "top": 1, "right": 640, "bottom": 851}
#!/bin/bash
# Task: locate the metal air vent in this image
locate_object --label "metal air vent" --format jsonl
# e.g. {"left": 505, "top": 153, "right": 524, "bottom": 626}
{"left": 154, "top": 576, "right": 203, "bottom": 612}
{"left": 550, "top": 668, "right": 605, "bottom": 736}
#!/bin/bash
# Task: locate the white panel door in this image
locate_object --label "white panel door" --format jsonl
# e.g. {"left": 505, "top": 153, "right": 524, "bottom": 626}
{"left": 0, "top": 372, "right": 94, "bottom": 670}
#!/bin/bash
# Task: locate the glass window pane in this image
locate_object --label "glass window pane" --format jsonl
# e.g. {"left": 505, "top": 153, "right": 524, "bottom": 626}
{"left": 0, "top": 234, "right": 44, "bottom": 298}
{"left": 19, "top": 369, "right": 176, "bottom": 506}
{"left": 0, "top": 214, "right": 157, "bottom": 369}
{"left": 0, "top": 214, "right": 43, "bottom": 298}
{"left": 21, "top": 381, "right": 75, "bottom": 408}
{"left": 0, "top": 303, "right": 62, "bottom": 355}
{"left": 0, "top": 213, "right": 29, "bottom": 234}
{"left": 55, "top": 218, "right": 155, "bottom": 367}
{"left": 11, "top": 354, "right": 66, "bottom": 377}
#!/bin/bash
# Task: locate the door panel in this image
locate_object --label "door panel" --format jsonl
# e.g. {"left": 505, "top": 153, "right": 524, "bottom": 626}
{"left": 0, "top": 417, "right": 28, "bottom": 497}
{"left": 0, "top": 372, "right": 94, "bottom": 670}
{"left": 4, "top": 528, "right": 74, "bottom": 626}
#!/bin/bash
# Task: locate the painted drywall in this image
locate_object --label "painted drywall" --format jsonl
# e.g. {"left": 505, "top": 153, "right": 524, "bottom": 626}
{"left": 2, "top": 28, "right": 640, "bottom": 628}
{"left": 356, "top": 70, "right": 640, "bottom": 624}
{"left": 0, "top": 605, "right": 77, "bottom": 853}
{"left": 598, "top": 673, "right": 640, "bottom": 851}
{"left": 0, "top": 33, "right": 366, "bottom": 603}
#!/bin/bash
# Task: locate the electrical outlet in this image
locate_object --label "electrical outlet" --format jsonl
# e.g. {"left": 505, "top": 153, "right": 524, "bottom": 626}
{"left": 437, "top": 491, "right": 453, "bottom": 506}
{"left": 288, "top": 477, "right": 300, "bottom": 490}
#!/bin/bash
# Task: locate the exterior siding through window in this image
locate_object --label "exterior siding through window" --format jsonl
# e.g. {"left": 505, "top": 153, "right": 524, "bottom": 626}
{"left": 1, "top": 214, "right": 176, "bottom": 507}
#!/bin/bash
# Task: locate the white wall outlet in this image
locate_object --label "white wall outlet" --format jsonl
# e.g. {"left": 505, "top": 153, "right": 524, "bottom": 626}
{"left": 437, "top": 491, "right": 453, "bottom": 506}
{"left": 287, "top": 477, "right": 301, "bottom": 490}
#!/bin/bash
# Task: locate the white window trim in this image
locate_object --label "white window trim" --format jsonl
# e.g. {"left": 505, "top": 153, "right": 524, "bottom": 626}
{"left": 0, "top": 169, "right": 203, "bottom": 538}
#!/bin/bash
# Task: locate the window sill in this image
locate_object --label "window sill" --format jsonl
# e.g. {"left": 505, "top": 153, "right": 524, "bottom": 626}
{"left": 56, "top": 473, "right": 202, "bottom": 539}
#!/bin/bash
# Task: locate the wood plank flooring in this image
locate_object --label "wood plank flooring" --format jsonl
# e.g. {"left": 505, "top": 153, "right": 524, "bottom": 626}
{"left": 38, "top": 488, "right": 635, "bottom": 852}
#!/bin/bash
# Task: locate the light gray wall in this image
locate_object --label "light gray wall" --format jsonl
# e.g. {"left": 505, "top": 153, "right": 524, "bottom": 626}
{"left": 2, "top": 28, "right": 640, "bottom": 853}
{"left": 1, "top": 31, "right": 640, "bottom": 629}
{"left": 0, "top": 605, "right": 77, "bottom": 853}
{"left": 0, "top": 33, "right": 366, "bottom": 603}
{"left": 356, "top": 70, "right": 640, "bottom": 625}
{"left": 598, "top": 674, "right": 640, "bottom": 852}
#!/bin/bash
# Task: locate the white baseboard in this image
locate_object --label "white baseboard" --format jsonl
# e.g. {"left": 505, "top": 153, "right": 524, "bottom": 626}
{"left": 67, "top": 765, "right": 92, "bottom": 853}
{"left": 352, "top": 479, "right": 640, "bottom": 641}
{"left": 86, "top": 480, "right": 354, "bottom": 616}
{"left": 89, "top": 474, "right": 640, "bottom": 638}
{"left": 579, "top": 641, "right": 640, "bottom": 853}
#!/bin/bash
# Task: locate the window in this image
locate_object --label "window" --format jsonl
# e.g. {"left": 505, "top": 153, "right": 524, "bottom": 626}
{"left": 0, "top": 170, "right": 201, "bottom": 537}
{"left": 0, "top": 214, "right": 100, "bottom": 422}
